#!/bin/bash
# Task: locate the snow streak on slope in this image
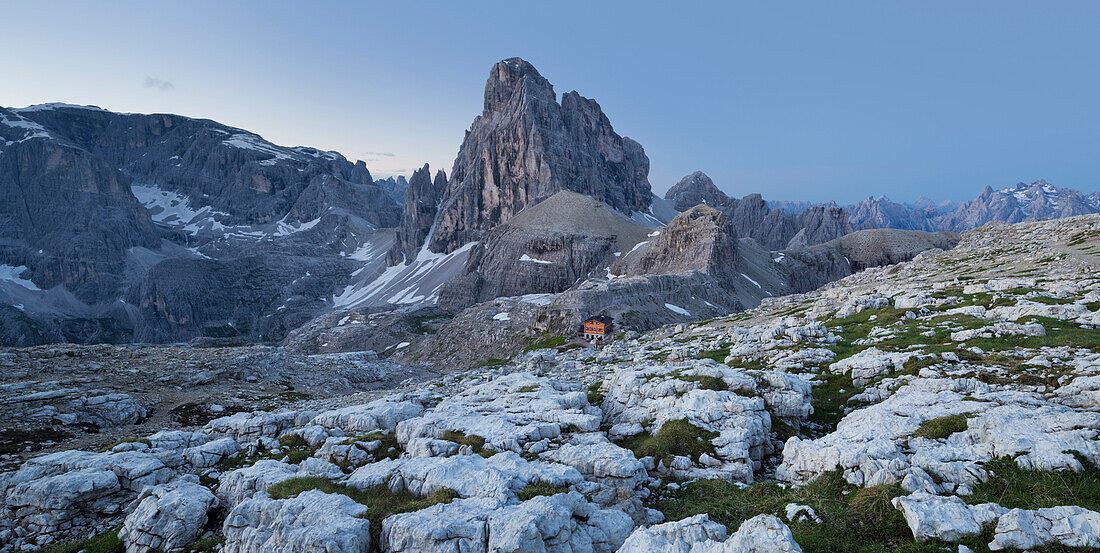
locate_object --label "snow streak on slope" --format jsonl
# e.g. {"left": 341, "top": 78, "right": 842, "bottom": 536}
{"left": 333, "top": 242, "right": 477, "bottom": 309}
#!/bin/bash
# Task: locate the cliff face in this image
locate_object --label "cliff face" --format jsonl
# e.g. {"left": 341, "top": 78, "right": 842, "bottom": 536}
{"left": 0, "top": 107, "right": 161, "bottom": 303}
{"left": 427, "top": 58, "right": 652, "bottom": 254}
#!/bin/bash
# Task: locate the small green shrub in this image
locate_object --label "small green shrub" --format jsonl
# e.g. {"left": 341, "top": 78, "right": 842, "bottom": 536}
{"left": 439, "top": 430, "right": 494, "bottom": 457}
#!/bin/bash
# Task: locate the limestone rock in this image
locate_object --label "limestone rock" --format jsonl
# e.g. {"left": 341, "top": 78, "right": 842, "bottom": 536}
{"left": 222, "top": 489, "right": 370, "bottom": 553}
{"left": 120, "top": 477, "right": 218, "bottom": 553}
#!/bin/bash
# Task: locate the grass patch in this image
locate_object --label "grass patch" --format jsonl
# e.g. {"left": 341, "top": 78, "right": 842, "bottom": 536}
{"left": 806, "top": 372, "right": 859, "bottom": 436}
{"left": 517, "top": 481, "right": 572, "bottom": 501}
{"left": 517, "top": 385, "right": 540, "bottom": 393}
{"left": 616, "top": 419, "right": 718, "bottom": 465}
{"left": 38, "top": 529, "right": 122, "bottom": 553}
{"left": 267, "top": 476, "right": 458, "bottom": 553}
{"left": 475, "top": 357, "right": 508, "bottom": 369}
{"left": 523, "top": 334, "right": 568, "bottom": 352}
{"left": 182, "top": 535, "right": 225, "bottom": 552}
{"left": 697, "top": 347, "right": 730, "bottom": 364}
{"left": 912, "top": 414, "right": 969, "bottom": 440}
{"left": 966, "top": 454, "right": 1100, "bottom": 511}
{"left": 1029, "top": 296, "right": 1074, "bottom": 305}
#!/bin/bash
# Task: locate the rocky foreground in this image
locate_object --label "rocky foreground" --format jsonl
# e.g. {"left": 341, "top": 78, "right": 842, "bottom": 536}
{"left": 1, "top": 214, "right": 1099, "bottom": 552}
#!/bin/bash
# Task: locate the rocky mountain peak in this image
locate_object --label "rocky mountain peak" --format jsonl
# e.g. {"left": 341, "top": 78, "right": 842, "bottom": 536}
{"left": 424, "top": 58, "right": 653, "bottom": 254}
{"left": 664, "top": 171, "right": 731, "bottom": 211}
{"left": 387, "top": 163, "right": 446, "bottom": 265}
{"left": 484, "top": 57, "right": 556, "bottom": 114}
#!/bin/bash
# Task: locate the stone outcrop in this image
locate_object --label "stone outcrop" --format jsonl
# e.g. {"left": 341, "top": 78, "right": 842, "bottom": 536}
{"left": 427, "top": 58, "right": 653, "bottom": 254}
{"left": 617, "top": 513, "right": 802, "bottom": 553}
{"left": 615, "top": 205, "right": 738, "bottom": 281}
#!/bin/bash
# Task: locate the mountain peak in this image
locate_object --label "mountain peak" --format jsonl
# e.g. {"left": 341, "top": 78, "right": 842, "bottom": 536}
{"left": 484, "top": 57, "right": 555, "bottom": 113}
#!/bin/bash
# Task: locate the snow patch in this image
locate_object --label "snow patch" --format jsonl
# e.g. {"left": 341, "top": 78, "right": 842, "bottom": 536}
{"left": 664, "top": 303, "right": 690, "bottom": 316}
{"left": 519, "top": 253, "right": 553, "bottom": 265}
{"left": 0, "top": 265, "right": 42, "bottom": 291}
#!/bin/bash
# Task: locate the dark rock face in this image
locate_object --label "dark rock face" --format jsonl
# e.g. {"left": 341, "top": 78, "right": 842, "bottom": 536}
{"left": 8, "top": 105, "right": 400, "bottom": 228}
{"left": 663, "top": 171, "right": 851, "bottom": 249}
{"left": 436, "top": 191, "right": 650, "bottom": 309}
{"left": 0, "top": 103, "right": 401, "bottom": 345}
{"left": 387, "top": 165, "right": 447, "bottom": 265}
{"left": 0, "top": 107, "right": 161, "bottom": 304}
{"left": 428, "top": 58, "right": 652, "bottom": 254}
{"left": 780, "top": 228, "right": 961, "bottom": 292}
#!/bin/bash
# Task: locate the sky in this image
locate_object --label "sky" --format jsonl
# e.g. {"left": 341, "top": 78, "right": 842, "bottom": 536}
{"left": 2, "top": 1, "right": 1098, "bottom": 204}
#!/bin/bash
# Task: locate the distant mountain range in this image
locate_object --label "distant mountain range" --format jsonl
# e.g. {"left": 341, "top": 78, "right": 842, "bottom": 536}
{"left": 1, "top": 59, "right": 1094, "bottom": 352}
{"left": 769, "top": 180, "right": 1097, "bottom": 233}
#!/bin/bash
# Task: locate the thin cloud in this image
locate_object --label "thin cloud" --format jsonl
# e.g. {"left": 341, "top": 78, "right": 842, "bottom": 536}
{"left": 144, "top": 76, "right": 174, "bottom": 90}
{"left": 362, "top": 151, "right": 396, "bottom": 161}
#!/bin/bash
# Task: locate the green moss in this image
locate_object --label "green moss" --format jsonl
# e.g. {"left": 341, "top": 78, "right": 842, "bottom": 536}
{"left": 517, "top": 481, "right": 572, "bottom": 501}
{"left": 617, "top": 419, "right": 718, "bottom": 465}
{"left": 267, "top": 476, "right": 458, "bottom": 553}
{"left": 518, "top": 385, "right": 540, "bottom": 393}
{"left": 912, "top": 414, "right": 970, "bottom": 440}
{"left": 475, "top": 358, "right": 509, "bottom": 369}
{"left": 182, "top": 535, "right": 225, "bottom": 552}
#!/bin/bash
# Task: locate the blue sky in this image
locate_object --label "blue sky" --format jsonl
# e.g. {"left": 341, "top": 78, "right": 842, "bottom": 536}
{"left": 2, "top": 1, "right": 1098, "bottom": 203}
